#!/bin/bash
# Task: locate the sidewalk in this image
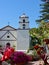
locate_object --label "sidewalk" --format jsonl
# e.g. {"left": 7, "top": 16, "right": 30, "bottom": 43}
{"left": 27, "top": 60, "right": 44, "bottom": 65}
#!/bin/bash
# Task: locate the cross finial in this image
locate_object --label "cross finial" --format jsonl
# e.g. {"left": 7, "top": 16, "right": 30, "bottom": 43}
{"left": 8, "top": 22, "right": 10, "bottom": 26}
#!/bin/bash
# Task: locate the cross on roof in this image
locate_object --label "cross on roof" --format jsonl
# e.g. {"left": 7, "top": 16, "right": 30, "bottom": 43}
{"left": 8, "top": 22, "right": 10, "bottom": 26}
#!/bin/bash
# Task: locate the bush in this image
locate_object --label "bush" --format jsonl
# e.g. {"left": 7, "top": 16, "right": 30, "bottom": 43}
{"left": 10, "top": 51, "right": 32, "bottom": 64}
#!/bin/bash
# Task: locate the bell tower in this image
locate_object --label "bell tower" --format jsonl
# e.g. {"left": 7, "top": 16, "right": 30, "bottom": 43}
{"left": 19, "top": 13, "right": 29, "bottom": 29}
{"left": 17, "top": 13, "right": 30, "bottom": 51}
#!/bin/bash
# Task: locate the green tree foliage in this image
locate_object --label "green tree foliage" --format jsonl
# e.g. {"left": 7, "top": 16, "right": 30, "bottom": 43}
{"left": 29, "top": 36, "right": 41, "bottom": 50}
{"left": 38, "top": 20, "right": 49, "bottom": 39}
{"left": 36, "top": 0, "right": 49, "bottom": 22}
{"left": 29, "top": 20, "right": 49, "bottom": 49}
{"left": 29, "top": 28, "right": 41, "bottom": 49}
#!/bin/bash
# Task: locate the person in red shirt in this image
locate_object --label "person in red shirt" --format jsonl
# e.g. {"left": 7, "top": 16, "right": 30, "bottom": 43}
{"left": 2, "top": 43, "right": 14, "bottom": 61}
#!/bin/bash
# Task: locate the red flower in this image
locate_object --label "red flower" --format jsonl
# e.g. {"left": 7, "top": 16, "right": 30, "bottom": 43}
{"left": 10, "top": 51, "right": 32, "bottom": 64}
{"left": 40, "top": 47, "right": 44, "bottom": 50}
{"left": 43, "top": 39, "right": 49, "bottom": 44}
{"left": 37, "top": 49, "right": 41, "bottom": 55}
{"left": 34, "top": 45, "right": 39, "bottom": 50}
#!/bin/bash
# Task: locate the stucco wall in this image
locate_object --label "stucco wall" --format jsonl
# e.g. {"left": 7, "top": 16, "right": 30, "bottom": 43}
{"left": 17, "top": 30, "right": 30, "bottom": 50}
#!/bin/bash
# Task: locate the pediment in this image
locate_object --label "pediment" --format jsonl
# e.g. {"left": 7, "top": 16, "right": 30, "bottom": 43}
{"left": 0, "top": 25, "right": 17, "bottom": 31}
{"left": 0, "top": 31, "right": 16, "bottom": 40}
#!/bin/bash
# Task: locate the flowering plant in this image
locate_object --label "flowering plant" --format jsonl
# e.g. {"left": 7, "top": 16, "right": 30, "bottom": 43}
{"left": 10, "top": 51, "right": 32, "bottom": 64}
{"left": 34, "top": 45, "right": 39, "bottom": 50}
{"left": 34, "top": 44, "right": 49, "bottom": 65}
{"left": 43, "top": 39, "right": 49, "bottom": 44}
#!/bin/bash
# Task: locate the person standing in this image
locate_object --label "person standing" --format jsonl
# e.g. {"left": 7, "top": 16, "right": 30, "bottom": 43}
{"left": 2, "top": 43, "right": 14, "bottom": 61}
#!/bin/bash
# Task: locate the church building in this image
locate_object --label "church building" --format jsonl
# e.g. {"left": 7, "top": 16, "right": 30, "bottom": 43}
{"left": 0, "top": 13, "right": 30, "bottom": 51}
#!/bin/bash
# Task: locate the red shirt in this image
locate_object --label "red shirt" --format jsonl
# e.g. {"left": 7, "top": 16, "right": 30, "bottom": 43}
{"left": 2, "top": 47, "right": 14, "bottom": 61}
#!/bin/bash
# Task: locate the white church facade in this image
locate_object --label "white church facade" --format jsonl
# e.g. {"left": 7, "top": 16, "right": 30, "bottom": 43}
{"left": 0, "top": 13, "right": 30, "bottom": 51}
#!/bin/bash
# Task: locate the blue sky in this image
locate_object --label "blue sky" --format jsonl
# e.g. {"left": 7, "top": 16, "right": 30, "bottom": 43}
{"left": 0, "top": 0, "right": 42, "bottom": 28}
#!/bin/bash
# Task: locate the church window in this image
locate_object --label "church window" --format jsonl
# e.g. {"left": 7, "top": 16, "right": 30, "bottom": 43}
{"left": 23, "top": 19, "right": 25, "bottom": 23}
{"left": 23, "top": 24, "right": 25, "bottom": 29}
{"left": 7, "top": 36, "right": 10, "bottom": 38}
{"left": 23, "top": 24, "right": 25, "bottom": 26}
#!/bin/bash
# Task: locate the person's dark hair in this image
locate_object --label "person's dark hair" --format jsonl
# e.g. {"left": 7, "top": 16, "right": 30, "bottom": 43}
{"left": 6, "top": 43, "right": 10, "bottom": 46}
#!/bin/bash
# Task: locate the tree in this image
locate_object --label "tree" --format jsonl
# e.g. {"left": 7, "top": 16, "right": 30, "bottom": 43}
{"left": 29, "top": 36, "right": 41, "bottom": 50}
{"left": 29, "top": 28, "right": 41, "bottom": 50}
{"left": 38, "top": 20, "right": 49, "bottom": 39}
{"left": 29, "top": 20, "right": 49, "bottom": 47}
{"left": 36, "top": 0, "right": 49, "bottom": 22}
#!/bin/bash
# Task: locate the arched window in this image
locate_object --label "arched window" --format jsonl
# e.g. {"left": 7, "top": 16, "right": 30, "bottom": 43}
{"left": 23, "top": 24, "right": 25, "bottom": 26}
{"left": 6, "top": 43, "right": 10, "bottom": 46}
{"left": 23, "top": 19, "right": 25, "bottom": 23}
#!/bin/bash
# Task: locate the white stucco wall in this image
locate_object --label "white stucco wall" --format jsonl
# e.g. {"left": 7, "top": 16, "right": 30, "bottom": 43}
{"left": 0, "top": 26, "right": 30, "bottom": 51}
{"left": 0, "top": 41, "right": 17, "bottom": 49}
{"left": 0, "top": 31, "right": 6, "bottom": 38}
{"left": 17, "top": 30, "right": 29, "bottom": 50}
{"left": 0, "top": 26, "right": 17, "bottom": 50}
